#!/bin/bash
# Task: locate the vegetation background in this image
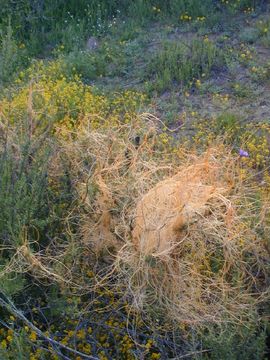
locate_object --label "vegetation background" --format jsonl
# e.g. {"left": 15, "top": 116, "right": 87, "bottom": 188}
{"left": 0, "top": 0, "right": 270, "bottom": 359}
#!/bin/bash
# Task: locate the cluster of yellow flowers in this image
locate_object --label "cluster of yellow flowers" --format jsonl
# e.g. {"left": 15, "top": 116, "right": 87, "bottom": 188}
{"left": 244, "top": 123, "right": 270, "bottom": 168}
{"left": 243, "top": 7, "right": 254, "bottom": 14}
{"left": 219, "top": 0, "right": 257, "bottom": 12}
{"left": 250, "top": 62, "right": 270, "bottom": 81}
{"left": 196, "top": 16, "right": 206, "bottom": 22}
{"left": 152, "top": 6, "right": 161, "bottom": 13}
{"left": 2, "top": 60, "right": 147, "bottom": 137}
{"left": 180, "top": 14, "right": 206, "bottom": 22}
{"left": 191, "top": 117, "right": 270, "bottom": 188}
{"left": 180, "top": 13, "right": 192, "bottom": 21}
{"left": 238, "top": 43, "right": 253, "bottom": 61}
{"left": 0, "top": 328, "right": 13, "bottom": 350}
{"left": 256, "top": 19, "right": 270, "bottom": 36}
{"left": 212, "top": 93, "right": 230, "bottom": 103}
{"left": 0, "top": 279, "right": 168, "bottom": 359}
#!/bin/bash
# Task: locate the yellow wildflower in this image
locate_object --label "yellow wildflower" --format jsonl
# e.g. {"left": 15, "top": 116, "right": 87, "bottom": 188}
{"left": 29, "top": 331, "right": 37, "bottom": 342}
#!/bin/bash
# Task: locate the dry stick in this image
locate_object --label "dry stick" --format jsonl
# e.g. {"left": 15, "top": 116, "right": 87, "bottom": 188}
{"left": 0, "top": 292, "right": 99, "bottom": 360}
{"left": 171, "top": 349, "right": 210, "bottom": 359}
{"left": 141, "top": 112, "right": 185, "bottom": 133}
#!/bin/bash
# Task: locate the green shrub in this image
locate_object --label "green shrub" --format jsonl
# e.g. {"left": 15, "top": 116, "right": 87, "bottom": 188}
{"left": 0, "top": 142, "right": 51, "bottom": 247}
{"left": 59, "top": 50, "right": 107, "bottom": 80}
{"left": 239, "top": 27, "right": 260, "bottom": 44}
{"left": 0, "top": 21, "right": 28, "bottom": 84}
{"left": 0, "top": 112, "right": 75, "bottom": 300}
{"left": 255, "top": 17, "right": 270, "bottom": 48}
{"left": 202, "top": 322, "right": 267, "bottom": 360}
{"left": 146, "top": 38, "right": 226, "bottom": 93}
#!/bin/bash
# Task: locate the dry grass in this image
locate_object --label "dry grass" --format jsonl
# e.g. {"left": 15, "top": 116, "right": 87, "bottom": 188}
{"left": 59, "top": 114, "right": 270, "bottom": 327}
{"left": 1, "top": 108, "right": 269, "bottom": 329}
{"left": 2, "top": 101, "right": 269, "bottom": 326}
{"left": 59, "top": 114, "right": 171, "bottom": 260}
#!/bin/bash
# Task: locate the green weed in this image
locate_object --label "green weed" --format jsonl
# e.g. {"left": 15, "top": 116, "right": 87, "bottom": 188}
{"left": 255, "top": 16, "right": 270, "bottom": 47}
{"left": 0, "top": 21, "right": 28, "bottom": 84}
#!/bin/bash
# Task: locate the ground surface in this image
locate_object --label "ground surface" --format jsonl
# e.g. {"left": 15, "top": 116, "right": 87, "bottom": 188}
{"left": 90, "top": 11, "right": 270, "bottom": 130}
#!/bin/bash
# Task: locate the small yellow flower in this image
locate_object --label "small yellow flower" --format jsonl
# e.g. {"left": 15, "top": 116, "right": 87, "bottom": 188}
{"left": 29, "top": 331, "right": 37, "bottom": 342}
{"left": 0, "top": 340, "right": 7, "bottom": 349}
{"left": 87, "top": 270, "right": 94, "bottom": 278}
{"left": 151, "top": 353, "right": 161, "bottom": 359}
{"left": 77, "top": 329, "right": 86, "bottom": 340}
{"left": 145, "top": 339, "right": 154, "bottom": 349}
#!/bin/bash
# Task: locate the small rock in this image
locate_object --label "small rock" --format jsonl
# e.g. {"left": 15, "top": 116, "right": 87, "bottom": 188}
{"left": 86, "top": 36, "right": 99, "bottom": 51}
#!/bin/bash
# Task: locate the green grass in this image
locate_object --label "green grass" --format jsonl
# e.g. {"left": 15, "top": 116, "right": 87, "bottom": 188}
{"left": 0, "top": 0, "right": 264, "bottom": 57}
{"left": 145, "top": 38, "right": 227, "bottom": 93}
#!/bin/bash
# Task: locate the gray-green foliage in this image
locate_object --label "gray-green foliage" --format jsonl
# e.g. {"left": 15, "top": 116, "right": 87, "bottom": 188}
{"left": 0, "top": 141, "right": 50, "bottom": 247}
{"left": 0, "top": 125, "right": 73, "bottom": 298}
{"left": 0, "top": 273, "right": 26, "bottom": 297}
{"left": 239, "top": 28, "right": 260, "bottom": 44}
{"left": 202, "top": 323, "right": 267, "bottom": 360}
